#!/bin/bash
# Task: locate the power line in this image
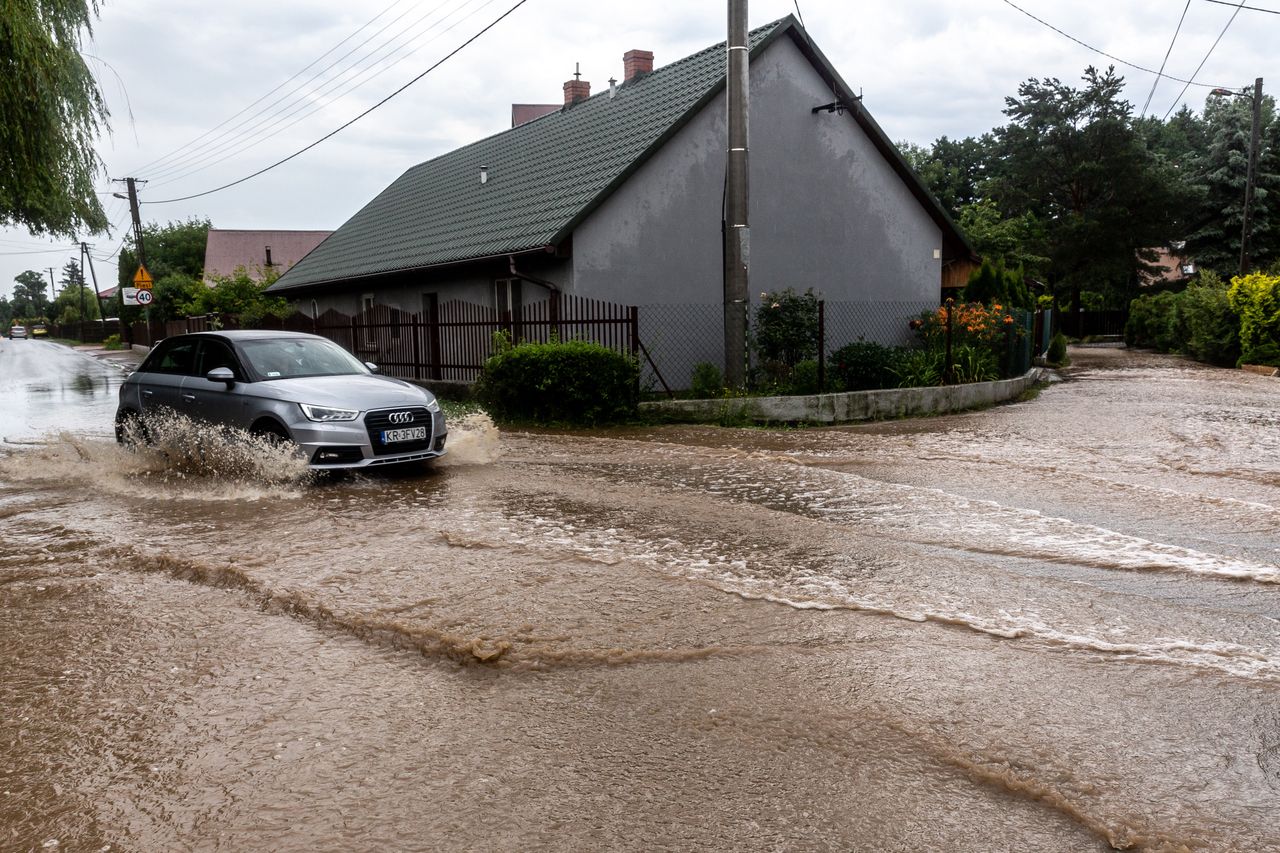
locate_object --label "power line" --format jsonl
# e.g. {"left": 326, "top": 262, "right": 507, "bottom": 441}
{"left": 146, "top": 0, "right": 532, "bottom": 205}
{"left": 1161, "top": 2, "right": 1245, "bottom": 120}
{"left": 998, "top": 0, "right": 1230, "bottom": 90}
{"left": 128, "top": 0, "right": 414, "bottom": 177}
{"left": 147, "top": 0, "right": 499, "bottom": 190}
{"left": 1202, "top": 0, "right": 1279, "bottom": 13}
{"left": 1140, "top": 0, "right": 1191, "bottom": 117}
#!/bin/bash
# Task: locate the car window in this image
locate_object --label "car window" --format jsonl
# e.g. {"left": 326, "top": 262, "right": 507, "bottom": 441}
{"left": 144, "top": 339, "right": 199, "bottom": 375}
{"left": 239, "top": 338, "right": 369, "bottom": 379}
{"left": 195, "top": 339, "right": 240, "bottom": 378}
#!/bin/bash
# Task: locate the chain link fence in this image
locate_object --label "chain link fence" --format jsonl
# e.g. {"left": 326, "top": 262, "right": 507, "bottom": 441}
{"left": 636, "top": 300, "right": 940, "bottom": 392}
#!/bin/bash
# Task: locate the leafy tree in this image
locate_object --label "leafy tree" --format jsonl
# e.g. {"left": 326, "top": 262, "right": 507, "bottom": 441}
{"left": 11, "top": 269, "right": 52, "bottom": 319}
{"left": 0, "top": 295, "right": 12, "bottom": 329}
{"left": 1187, "top": 94, "right": 1278, "bottom": 277}
{"left": 52, "top": 283, "right": 101, "bottom": 325}
{"left": 0, "top": 0, "right": 109, "bottom": 237}
{"left": 956, "top": 199, "right": 1049, "bottom": 277}
{"left": 116, "top": 217, "right": 211, "bottom": 289}
{"left": 900, "top": 135, "right": 991, "bottom": 218}
{"left": 987, "top": 67, "right": 1185, "bottom": 314}
{"left": 184, "top": 266, "right": 289, "bottom": 323}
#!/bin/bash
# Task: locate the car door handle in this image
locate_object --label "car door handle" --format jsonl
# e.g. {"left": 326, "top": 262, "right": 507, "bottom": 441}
{"left": 142, "top": 389, "right": 154, "bottom": 397}
{"left": 181, "top": 393, "right": 196, "bottom": 402}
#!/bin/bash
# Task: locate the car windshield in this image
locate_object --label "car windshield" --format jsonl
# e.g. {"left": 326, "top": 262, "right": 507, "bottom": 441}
{"left": 239, "top": 338, "right": 369, "bottom": 380}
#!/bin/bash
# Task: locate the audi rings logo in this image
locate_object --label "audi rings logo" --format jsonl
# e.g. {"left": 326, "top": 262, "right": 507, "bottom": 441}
{"left": 388, "top": 411, "right": 415, "bottom": 425}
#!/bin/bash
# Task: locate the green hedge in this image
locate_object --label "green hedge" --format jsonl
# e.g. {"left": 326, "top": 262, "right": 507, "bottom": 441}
{"left": 475, "top": 339, "right": 639, "bottom": 424}
{"left": 1126, "top": 273, "right": 1242, "bottom": 367}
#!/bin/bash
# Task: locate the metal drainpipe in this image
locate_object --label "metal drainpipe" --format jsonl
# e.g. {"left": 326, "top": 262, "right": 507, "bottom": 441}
{"left": 507, "top": 255, "right": 561, "bottom": 341}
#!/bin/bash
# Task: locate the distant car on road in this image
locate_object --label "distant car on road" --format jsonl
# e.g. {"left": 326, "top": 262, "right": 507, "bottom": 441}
{"left": 30, "top": 324, "right": 47, "bottom": 337}
{"left": 115, "top": 330, "right": 447, "bottom": 469}
{"left": 8, "top": 325, "right": 26, "bottom": 339}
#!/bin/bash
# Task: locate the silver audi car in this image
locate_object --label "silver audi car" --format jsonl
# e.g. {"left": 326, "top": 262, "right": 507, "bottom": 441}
{"left": 115, "top": 330, "right": 447, "bottom": 468}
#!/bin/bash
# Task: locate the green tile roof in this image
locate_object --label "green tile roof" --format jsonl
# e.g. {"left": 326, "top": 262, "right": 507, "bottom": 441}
{"left": 271, "top": 19, "right": 791, "bottom": 292}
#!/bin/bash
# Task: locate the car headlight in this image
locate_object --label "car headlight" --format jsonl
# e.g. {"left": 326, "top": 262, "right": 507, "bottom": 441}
{"left": 425, "top": 395, "right": 440, "bottom": 413}
{"left": 300, "top": 403, "right": 360, "bottom": 422}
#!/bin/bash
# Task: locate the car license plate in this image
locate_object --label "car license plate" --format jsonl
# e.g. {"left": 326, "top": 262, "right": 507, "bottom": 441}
{"left": 381, "top": 426, "right": 427, "bottom": 444}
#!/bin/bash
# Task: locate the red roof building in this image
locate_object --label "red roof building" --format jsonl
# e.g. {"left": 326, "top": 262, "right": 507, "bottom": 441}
{"left": 203, "top": 229, "right": 332, "bottom": 283}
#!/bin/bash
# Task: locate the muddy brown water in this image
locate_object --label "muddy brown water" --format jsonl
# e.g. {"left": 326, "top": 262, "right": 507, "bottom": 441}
{"left": 2, "top": 343, "right": 1279, "bottom": 851}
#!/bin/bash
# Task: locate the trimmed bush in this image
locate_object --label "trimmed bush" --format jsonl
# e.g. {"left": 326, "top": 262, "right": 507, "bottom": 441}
{"left": 1180, "top": 273, "right": 1240, "bottom": 366}
{"left": 1125, "top": 290, "right": 1182, "bottom": 350}
{"left": 755, "top": 287, "right": 819, "bottom": 367}
{"left": 829, "top": 340, "right": 901, "bottom": 391}
{"left": 787, "top": 360, "right": 820, "bottom": 395}
{"left": 1227, "top": 272, "right": 1280, "bottom": 366}
{"left": 1047, "top": 331, "right": 1068, "bottom": 365}
{"left": 475, "top": 339, "right": 639, "bottom": 424}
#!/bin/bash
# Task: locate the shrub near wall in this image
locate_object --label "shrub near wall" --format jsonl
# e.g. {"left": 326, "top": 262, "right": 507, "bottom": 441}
{"left": 1227, "top": 272, "right": 1280, "bottom": 366}
{"left": 475, "top": 339, "right": 639, "bottom": 424}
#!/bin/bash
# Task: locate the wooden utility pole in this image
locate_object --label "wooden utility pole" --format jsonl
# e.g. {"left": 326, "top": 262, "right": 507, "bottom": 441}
{"left": 114, "top": 176, "right": 148, "bottom": 345}
{"left": 82, "top": 241, "right": 105, "bottom": 337}
{"left": 723, "top": 0, "right": 750, "bottom": 387}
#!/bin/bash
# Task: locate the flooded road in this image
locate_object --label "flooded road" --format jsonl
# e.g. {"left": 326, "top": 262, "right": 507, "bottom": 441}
{"left": 2, "top": 343, "right": 1278, "bottom": 851}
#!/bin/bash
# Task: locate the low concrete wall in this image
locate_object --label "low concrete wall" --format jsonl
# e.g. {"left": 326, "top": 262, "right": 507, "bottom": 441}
{"left": 642, "top": 369, "right": 1047, "bottom": 425}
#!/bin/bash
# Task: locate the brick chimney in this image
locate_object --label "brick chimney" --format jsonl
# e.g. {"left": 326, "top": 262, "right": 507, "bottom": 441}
{"left": 623, "top": 49, "right": 654, "bottom": 82}
{"left": 563, "top": 75, "right": 590, "bottom": 105}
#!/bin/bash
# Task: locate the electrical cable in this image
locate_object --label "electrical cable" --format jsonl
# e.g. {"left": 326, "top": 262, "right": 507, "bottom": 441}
{"left": 145, "top": 0, "right": 531, "bottom": 205}
{"left": 134, "top": 0, "right": 474, "bottom": 183}
{"left": 1140, "top": 0, "right": 1191, "bottom": 116}
{"left": 127, "top": 0, "right": 414, "bottom": 177}
{"left": 147, "top": 0, "right": 496, "bottom": 189}
{"left": 998, "top": 0, "right": 1231, "bottom": 89}
{"left": 1161, "top": 1, "right": 1245, "bottom": 120}
{"left": 1202, "top": 0, "right": 1278, "bottom": 13}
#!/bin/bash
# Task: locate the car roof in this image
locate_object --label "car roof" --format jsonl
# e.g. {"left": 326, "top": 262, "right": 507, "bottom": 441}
{"left": 177, "top": 330, "right": 323, "bottom": 342}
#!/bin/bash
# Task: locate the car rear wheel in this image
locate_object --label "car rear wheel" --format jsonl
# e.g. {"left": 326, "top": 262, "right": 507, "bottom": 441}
{"left": 115, "top": 410, "right": 148, "bottom": 445}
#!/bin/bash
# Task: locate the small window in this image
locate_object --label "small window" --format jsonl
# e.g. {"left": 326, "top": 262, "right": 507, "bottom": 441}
{"left": 493, "top": 278, "right": 521, "bottom": 314}
{"left": 148, "top": 339, "right": 198, "bottom": 375}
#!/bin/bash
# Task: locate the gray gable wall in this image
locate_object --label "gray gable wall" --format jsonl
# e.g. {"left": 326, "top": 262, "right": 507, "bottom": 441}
{"left": 572, "top": 34, "right": 942, "bottom": 308}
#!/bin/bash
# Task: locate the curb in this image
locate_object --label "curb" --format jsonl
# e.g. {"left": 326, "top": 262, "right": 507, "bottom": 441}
{"left": 641, "top": 368, "right": 1047, "bottom": 425}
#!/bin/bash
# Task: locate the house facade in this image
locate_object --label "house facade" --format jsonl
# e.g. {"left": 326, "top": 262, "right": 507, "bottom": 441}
{"left": 268, "top": 17, "right": 976, "bottom": 385}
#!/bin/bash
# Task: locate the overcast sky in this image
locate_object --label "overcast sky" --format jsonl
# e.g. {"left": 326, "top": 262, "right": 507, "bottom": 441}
{"left": 3, "top": 0, "right": 1275, "bottom": 301}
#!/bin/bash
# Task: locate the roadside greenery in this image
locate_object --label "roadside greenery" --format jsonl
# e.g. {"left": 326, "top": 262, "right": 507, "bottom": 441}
{"left": 476, "top": 335, "right": 639, "bottom": 425}
{"left": 687, "top": 287, "right": 1028, "bottom": 400}
{"left": 901, "top": 67, "right": 1278, "bottom": 314}
{"left": 1125, "top": 270, "right": 1280, "bottom": 367}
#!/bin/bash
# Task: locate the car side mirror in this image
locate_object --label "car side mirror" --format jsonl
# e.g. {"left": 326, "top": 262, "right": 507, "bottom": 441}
{"left": 206, "top": 366, "right": 236, "bottom": 386}
{"left": 365, "top": 362, "right": 379, "bottom": 374}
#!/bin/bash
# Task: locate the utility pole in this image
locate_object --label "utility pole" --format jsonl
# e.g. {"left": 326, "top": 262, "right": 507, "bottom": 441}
{"left": 82, "top": 241, "right": 105, "bottom": 337}
{"left": 113, "top": 176, "right": 148, "bottom": 345}
{"left": 45, "top": 267, "right": 55, "bottom": 305}
{"left": 1239, "top": 77, "right": 1263, "bottom": 277}
{"left": 76, "top": 243, "right": 88, "bottom": 343}
{"left": 723, "top": 0, "right": 750, "bottom": 388}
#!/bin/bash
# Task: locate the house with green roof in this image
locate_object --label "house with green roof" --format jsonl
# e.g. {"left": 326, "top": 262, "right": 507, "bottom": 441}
{"left": 268, "top": 16, "right": 977, "bottom": 385}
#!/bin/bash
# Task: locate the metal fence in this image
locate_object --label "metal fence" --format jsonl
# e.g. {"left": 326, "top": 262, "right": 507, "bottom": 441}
{"left": 82, "top": 296, "right": 1039, "bottom": 392}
